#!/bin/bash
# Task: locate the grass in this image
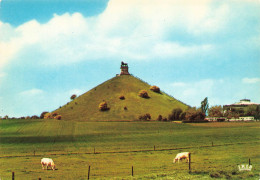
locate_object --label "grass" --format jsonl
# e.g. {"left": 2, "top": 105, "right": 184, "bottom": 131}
{"left": 54, "top": 75, "right": 189, "bottom": 121}
{"left": 0, "top": 119, "right": 259, "bottom": 179}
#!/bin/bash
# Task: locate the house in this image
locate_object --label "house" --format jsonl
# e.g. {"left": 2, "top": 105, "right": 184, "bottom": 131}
{"left": 223, "top": 99, "right": 260, "bottom": 112}
{"left": 229, "top": 116, "right": 255, "bottom": 121}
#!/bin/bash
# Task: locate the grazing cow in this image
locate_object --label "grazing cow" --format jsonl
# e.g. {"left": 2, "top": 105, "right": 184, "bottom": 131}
{"left": 173, "top": 152, "right": 190, "bottom": 163}
{"left": 41, "top": 158, "right": 56, "bottom": 170}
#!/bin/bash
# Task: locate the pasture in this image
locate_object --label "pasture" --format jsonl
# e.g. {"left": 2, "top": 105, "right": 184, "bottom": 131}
{"left": 0, "top": 119, "right": 259, "bottom": 179}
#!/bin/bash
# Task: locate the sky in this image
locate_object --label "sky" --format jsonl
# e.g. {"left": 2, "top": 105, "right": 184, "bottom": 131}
{"left": 0, "top": 0, "right": 260, "bottom": 117}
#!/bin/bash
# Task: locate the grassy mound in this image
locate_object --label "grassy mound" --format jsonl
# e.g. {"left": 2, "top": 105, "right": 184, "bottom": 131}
{"left": 54, "top": 75, "right": 189, "bottom": 121}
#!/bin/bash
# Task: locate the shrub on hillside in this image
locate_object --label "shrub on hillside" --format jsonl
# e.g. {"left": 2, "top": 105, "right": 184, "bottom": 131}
{"left": 55, "top": 115, "right": 62, "bottom": 120}
{"left": 157, "top": 115, "right": 163, "bottom": 121}
{"left": 119, "top": 95, "right": 125, "bottom": 100}
{"left": 138, "top": 90, "right": 149, "bottom": 98}
{"left": 44, "top": 113, "right": 52, "bottom": 119}
{"left": 162, "top": 117, "right": 168, "bottom": 121}
{"left": 146, "top": 113, "right": 151, "bottom": 120}
{"left": 150, "top": 85, "right": 160, "bottom": 93}
{"left": 138, "top": 113, "right": 151, "bottom": 121}
{"left": 40, "top": 111, "right": 49, "bottom": 119}
{"left": 99, "top": 101, "right": 110, "bottom": 111}
{"left": 43, "top": 112, "right": 61, "bottom": 119}
{"left": 52, "top": 112, "right": 58, "bottom": 117}
{"left": 70, "top": 94, "right": 77, "bottom": 100}
{"left": 124, "top": 106, "right": 127, "bottom": 110}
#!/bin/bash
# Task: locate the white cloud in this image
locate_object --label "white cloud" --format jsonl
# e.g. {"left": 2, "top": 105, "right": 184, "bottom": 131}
{"left": 0, "top": 72, "right": 6, "bottom": 78}
{"left": 187, "top": 4, "right": 229, "bottom": 35}
{"left": 171, "top": 82, "right": 187, "bottom": 87}
{"left": 242, "top": 77, "right": 260, "bottom": 84}
{"left": 0, "top": 72, "right": 6, "bottom": 85}
{"left": 0, "top": 22, "right": 18, "bottom": 69}
{"left": 153, "top": 43, "right": 213, "bottom": 58}
{"left": 177, "top": 79, "right": 215, "bottom": 97}
{"left": 0, "top": 0, "right": 233, "bottom": 68}
{"left": 19, "top": 88, "right": 44, "bottom": 96}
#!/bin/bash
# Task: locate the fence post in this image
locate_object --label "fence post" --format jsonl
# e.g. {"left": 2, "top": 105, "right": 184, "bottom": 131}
{"left": 249, "top": 158, "right": 251, "bottom": 165}
{"left": 132, "top": 166, "right": 134, "bottom": 176}
{"left": 34, "top": 150, "right": 35, "bottom": 156}
{"left": 12, "top": 172, "right": 15, "bottom": 180}
{"left": 88, "top": 165, "right": 91, "bottom": 180}
{"left": 189, "top": 153, "right": 191, "bottom": 173}
{"left": 154, "top": 145, "right": 155, "bottom": 151}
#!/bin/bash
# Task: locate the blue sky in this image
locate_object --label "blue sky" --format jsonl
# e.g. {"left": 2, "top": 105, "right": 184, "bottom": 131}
{"left": 0, "top": 0, "right": 260, "bottom": 117}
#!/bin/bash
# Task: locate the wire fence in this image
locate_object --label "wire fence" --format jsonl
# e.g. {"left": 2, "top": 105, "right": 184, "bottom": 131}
{"left": 1, "top": 140, "right": 258, "bottom": 159}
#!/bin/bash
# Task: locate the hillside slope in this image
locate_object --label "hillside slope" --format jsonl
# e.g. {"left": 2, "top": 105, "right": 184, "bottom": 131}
{"left": 54, "top": 75, "right": 189, "bottom": 121}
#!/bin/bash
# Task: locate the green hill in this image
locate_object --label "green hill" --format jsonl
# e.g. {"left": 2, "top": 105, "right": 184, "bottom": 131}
{"left": 54, "top": 75, "right": 189, "bottom": 121}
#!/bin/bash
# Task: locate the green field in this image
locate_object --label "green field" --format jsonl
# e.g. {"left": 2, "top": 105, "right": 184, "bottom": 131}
{"left": 0, "top": 119, "right": 259, "bottom": 179}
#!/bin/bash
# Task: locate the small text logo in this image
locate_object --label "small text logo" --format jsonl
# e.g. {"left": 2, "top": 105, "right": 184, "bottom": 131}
{"left": 238, "top": 164, "right": 252, "bottom": 171}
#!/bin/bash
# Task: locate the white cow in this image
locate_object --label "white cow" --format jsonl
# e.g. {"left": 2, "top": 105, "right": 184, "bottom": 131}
{"left": 173, "top": 152, "right": 190, "bottom": 163}
{"left": 41, "top": 158, "right": 56, "bottom": 170}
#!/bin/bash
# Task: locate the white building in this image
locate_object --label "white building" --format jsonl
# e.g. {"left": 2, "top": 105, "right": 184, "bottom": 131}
{"left": 229, "top": 116, "right": 255, "bottom": 121}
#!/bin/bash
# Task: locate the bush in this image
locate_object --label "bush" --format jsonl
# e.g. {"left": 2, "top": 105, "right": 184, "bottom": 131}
{"left": 43, "top": 112, "right": 61, "bottom": 119}
{"left": 119, "top": 95, "right": 125, "bottom": 100}
{"left": 55, "top": 115, "right": 62, "bottom": 120}
{"left": 52, "top": 112, "right": 58, "bottom": 117}
{"left": 99, "top": 101, "right": 110, "bottom": 111}
{"left": 31, "top": 115, "right": 39, "bottom": 119}
{"left": 40, "top": 111, "right": 49, "bottom": 119}
{"left": 184, "top": 107, "right": 206, "bottom": 122}
{"left": 70, "top": 94, "right": 77, "bottom": 100}
{"left": 139, "top": 113, "right": 151, "bottom": 120}
{"left": 168, "top": 108, "right": 184, "bottom": 121}
{"left": 180, "top": 112, "right": 186, "bottom": 120}
{"left": 44, "top": 113, "right": 52, "bottom": 119}
{"left": 209, "top": 105, "right": 223, "bottom": 117}
{"left": 138, "top": 90, "right": 149, "bottom": 98}
{"left": 146, "top": 113, "right": 151, "bottom": 120}
{"left": 162, "top": 117, "right": 168, "bottom": 121}
{"left": 157, "top": 115, "right": 163, "bottom": 121}
{"left": 124, "top": 106, "right": 127, "bottom": 110}
{"left": 150, "top": 85, "right": 160, "bottom": 93}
